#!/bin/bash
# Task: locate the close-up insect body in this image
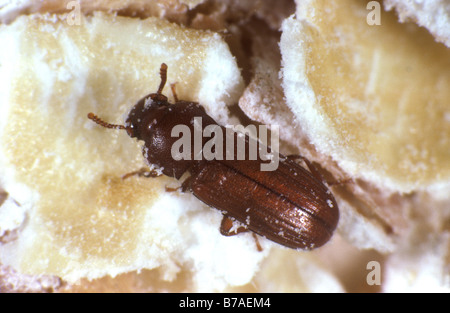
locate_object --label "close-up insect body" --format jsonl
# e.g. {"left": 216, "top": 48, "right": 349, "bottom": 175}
{"left": 88, "top": 63, "right": 339, "bottom": 250}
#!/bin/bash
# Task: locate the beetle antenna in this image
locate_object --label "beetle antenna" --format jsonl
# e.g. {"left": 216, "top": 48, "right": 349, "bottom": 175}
{"left": 157, "top": 63, "right": 168, "bottom": 95}
{"left": 170, "top": 83, "right": 179, "bottom": 102}
{"left": 87, "top": 112, "right": 127, "bottom": 130}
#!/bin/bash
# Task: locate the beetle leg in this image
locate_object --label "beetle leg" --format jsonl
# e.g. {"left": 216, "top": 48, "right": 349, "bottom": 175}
{"left": 123, "top": 168, "right": 186, "bottom": 192}
{"left": 287, "top": 154, "right": 352, "bottom": 186}
{"left": 324, "top": 178, "right": 353, "bottom": 186}
{"left": 170, "top": 83, "right": 179, "bottom": 103}
{"left": 122, "top": 167, "right": 162, "bottom": 180}
{"left": 180, "top": 175, "right": 193, "bottom": 192}
{"left": 287, "top": 154, "right": 325, "bottom": 181}
{"left": 252, "top": 233, "right": 263, "bottom": 252}
{"left": 220, "top": 215, "right": 262, "bottom": 251}
{"left": 220, "top": 215, "right": 248, "bottom": 236}
{"left": 164, "top": 186, "right": 182, "bottom": 192}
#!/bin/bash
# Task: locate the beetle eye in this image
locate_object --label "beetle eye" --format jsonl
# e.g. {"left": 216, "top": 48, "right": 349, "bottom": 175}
{"left": 126, "top": 127, "right": 135, "bottom": 138}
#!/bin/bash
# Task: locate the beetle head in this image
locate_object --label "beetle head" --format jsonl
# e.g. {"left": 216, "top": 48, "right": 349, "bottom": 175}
{"left": 124, "top": 92, "right": 169, "bottom": 139}
{"left": 88, "top": 63, "right": 171, "bottom": 140}
{"left": 124, "top": 63, "right": 170, "bottom": 139}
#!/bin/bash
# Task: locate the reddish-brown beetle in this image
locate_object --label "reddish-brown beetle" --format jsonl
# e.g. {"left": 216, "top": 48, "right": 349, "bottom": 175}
{"left": 88, "top": 63, "right": 339, "bottom": 250}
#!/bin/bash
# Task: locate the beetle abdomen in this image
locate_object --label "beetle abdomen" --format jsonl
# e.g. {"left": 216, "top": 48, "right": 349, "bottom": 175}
{"left": 188, "top": 158, "right": 339, "bottom": 250}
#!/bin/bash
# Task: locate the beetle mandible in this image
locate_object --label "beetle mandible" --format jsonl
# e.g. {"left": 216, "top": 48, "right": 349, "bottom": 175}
{"left": 87, "top": 63, "right": 339, "bottom": 250}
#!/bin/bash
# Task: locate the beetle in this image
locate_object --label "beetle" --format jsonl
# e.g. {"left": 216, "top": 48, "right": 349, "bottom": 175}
{"left": 87, "top": 63, "right": 339, "bottom": 250}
